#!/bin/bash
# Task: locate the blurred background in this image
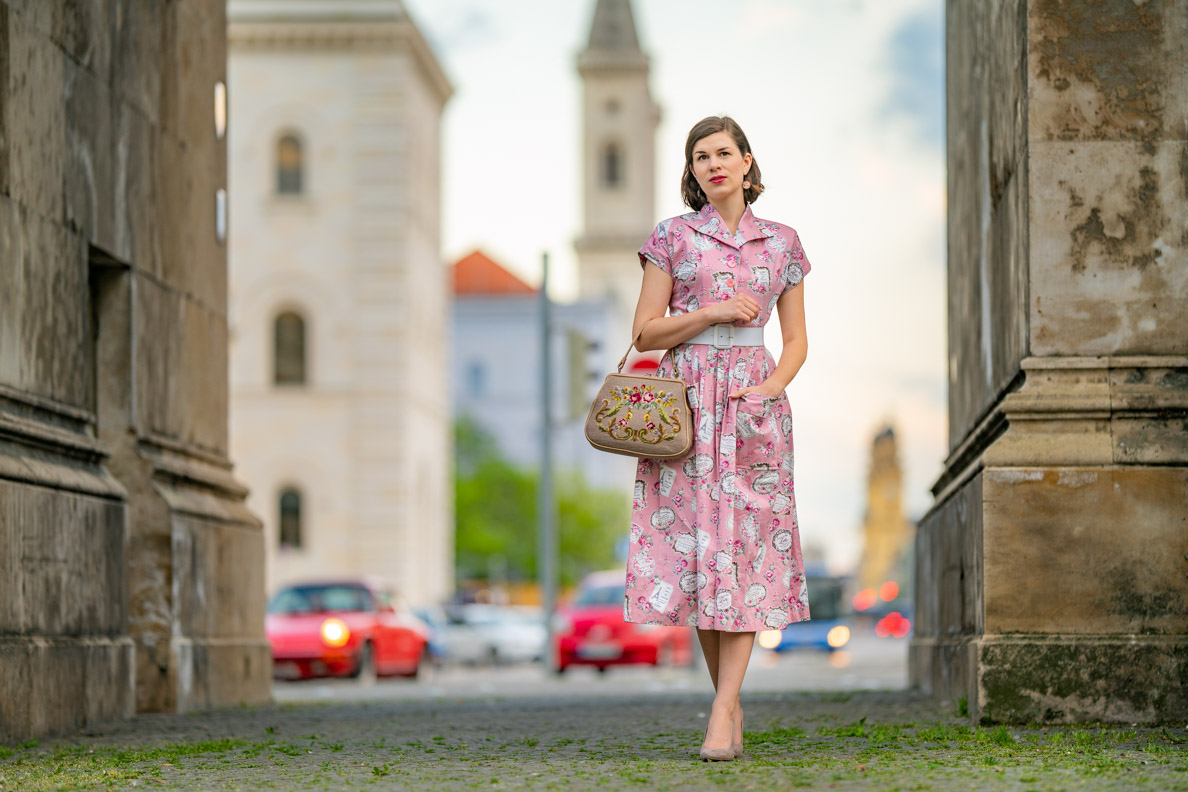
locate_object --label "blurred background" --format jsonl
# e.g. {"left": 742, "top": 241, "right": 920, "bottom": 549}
{"left": 230, "top": 0, "right": 941, "bottom": 693}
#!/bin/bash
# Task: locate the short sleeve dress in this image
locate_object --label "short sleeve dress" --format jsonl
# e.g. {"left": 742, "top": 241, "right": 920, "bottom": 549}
{"left": 624, "top": 202, "right": 812, "bottom": 633}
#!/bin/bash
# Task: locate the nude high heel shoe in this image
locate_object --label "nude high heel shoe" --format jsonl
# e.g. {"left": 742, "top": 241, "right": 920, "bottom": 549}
{"left": 699, "top": 723, "right": 735, "bottom": 762}
{"left": 733, "top": 710, "right": 744, "bottom": 758}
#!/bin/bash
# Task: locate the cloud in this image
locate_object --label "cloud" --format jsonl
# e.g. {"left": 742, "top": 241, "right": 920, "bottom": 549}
{"left": 409, "top": 2, "right": 497, "bottom": 54}
{"left": 736, "top": 0, "right": 803, "bottom": 32}
{"left": 878, "top": 4, "right": 945, "bottom": 149}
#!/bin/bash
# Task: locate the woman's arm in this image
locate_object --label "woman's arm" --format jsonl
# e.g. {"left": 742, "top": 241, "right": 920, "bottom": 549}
{"left": 730, "top": 281, "right": 808, "bottom": 398}
{"left": 631, "top": 262, "right": 761, "bottom": 352}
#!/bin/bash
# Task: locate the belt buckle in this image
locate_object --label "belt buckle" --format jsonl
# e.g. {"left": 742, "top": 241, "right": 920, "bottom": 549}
{"left": 712, "top": 324, "right": 734, "bottom": 349}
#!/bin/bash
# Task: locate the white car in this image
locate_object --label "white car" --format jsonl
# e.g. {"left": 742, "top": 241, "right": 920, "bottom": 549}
{"left": 426, "top": 604, "right": 546, "bottom": 666}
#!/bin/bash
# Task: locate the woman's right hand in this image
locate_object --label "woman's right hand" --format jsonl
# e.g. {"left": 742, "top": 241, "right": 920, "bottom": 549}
{"left": 707, "top": 293, "right": 761, "bottom": 324}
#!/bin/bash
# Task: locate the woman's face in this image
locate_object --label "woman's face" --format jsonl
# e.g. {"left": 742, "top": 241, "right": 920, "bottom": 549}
{"left": 689, "top": 131, "right": 752, "bottom": 207}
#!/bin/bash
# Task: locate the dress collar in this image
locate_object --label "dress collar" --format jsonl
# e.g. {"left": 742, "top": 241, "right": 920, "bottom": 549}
{"left": 691, "top": 203, "right": 773, "bottom": 249}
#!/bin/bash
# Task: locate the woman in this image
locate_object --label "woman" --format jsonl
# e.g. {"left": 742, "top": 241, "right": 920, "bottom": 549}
{"left": 626, "top": 115, "right": 811, "bottom": 762}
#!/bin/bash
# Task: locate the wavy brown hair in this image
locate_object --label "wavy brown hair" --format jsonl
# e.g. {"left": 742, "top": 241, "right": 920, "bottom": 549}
{"left": 681, "top": 115, "right": 764, "bottom": 211}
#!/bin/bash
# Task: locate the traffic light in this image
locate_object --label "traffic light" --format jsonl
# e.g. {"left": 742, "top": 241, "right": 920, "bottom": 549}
{"left": 566, "top": 328, "right": 600, "bottom": 421}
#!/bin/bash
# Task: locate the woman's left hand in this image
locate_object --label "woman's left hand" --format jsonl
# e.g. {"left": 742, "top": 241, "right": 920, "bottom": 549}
{"left": 730, "top": 379, "right": 786, "bottom": 399}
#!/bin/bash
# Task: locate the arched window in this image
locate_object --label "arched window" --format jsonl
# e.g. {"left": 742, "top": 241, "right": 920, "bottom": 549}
{"left": 278, "top": 488, "right": 303, "bottom": 549}
{"left": 276, "top": 133, "right": 304, "bottom": 195}
{"left": 274, "top": 311, "right": 306, "bottom": 385}
{"left": 602, "top": 142, "right": 622, "bottom": 188}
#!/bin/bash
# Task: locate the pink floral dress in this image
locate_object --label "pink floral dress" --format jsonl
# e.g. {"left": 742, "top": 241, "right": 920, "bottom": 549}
{"left": 624, "top": 203, "right": 812, "bottom": 633}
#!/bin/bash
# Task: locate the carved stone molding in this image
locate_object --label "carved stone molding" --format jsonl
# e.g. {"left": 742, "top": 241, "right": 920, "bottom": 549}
{"left": 987, "top": 356, "right": 1188, "bottom": 468}
{"left": 932, "top": 355, "right": 1188, "bottom": 501}
{"left": 228, "top": 20, "right": 452, "bottom": 104}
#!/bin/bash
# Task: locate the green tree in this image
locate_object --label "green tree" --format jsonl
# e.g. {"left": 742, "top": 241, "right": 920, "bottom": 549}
{"left": 454, "top": 418, "right": 627, "bottom": 587}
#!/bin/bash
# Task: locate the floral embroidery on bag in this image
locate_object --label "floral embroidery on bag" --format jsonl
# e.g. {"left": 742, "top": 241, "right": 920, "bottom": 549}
{"left": 593, "top": 384, "right": 684, "bottom": 445}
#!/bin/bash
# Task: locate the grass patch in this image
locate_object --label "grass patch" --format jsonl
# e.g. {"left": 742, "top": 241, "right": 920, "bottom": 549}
{"left": 749, "top": 726, "right": 809, "bottom": 744}
{"left": 0, "top": 738, "right": 251, "bottom": 791}
{"left": 819, "top": 717, "right": 869, "bottom": 738}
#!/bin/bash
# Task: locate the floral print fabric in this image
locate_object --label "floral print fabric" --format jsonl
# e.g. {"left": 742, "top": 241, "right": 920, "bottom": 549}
{"left": 624, "top": 203, "right": 812, "bottom": 633}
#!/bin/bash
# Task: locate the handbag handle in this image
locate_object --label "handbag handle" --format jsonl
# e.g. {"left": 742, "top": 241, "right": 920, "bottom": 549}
{"left": 615, "top": 321, "right": 676, "bottom": 373}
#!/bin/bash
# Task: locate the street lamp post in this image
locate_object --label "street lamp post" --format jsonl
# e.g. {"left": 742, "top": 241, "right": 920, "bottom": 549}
{"left": 537, "top": 252, "right": 557, "bottom": 673}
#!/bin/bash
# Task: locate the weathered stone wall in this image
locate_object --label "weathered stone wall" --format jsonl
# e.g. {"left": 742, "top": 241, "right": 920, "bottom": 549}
{"left": 914, "top": 0, "right": 1188, "bottom": 723}
{"left": 0, "top": 0, "right": 269, "bottom": 741}
{"left": 1028, "top": 0, "right": 1188, "bottom": 355}
{"left": 943, "top": 0, "right": 1032, "bottom": 447}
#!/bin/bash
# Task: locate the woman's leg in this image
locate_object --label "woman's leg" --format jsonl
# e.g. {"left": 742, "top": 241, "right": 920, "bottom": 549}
{"left": 702, "top": 631, "right": 755, "bottom": 751}
{"left": 695, "top": 628, "right": 721, "bottom": 688}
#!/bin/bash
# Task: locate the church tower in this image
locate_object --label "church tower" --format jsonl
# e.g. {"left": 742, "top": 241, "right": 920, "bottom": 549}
{"left": 575, "top": 0, "right": 660, "bottom": 322}
{"left": 857, "top": 426, "right": 916, "bottom": 591}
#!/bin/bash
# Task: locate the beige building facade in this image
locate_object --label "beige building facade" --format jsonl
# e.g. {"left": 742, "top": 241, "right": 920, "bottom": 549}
{"left": 228, "top": 0, "right": 453, "bottom": 605}
{"left": 913, "top": 0, "right": 1187, "bottom": 723}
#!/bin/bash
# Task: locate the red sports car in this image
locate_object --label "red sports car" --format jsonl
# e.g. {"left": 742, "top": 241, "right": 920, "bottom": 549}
{"left": 554, "top": 570, "right": 694, "bottom": 673}
{"left": 266, "top": 579, "right": 429, "bottom": 681}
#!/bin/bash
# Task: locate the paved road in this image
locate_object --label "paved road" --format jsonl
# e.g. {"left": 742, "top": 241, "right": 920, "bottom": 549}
{"left": 272, "top": 630, "right": 908, "bottom": 704}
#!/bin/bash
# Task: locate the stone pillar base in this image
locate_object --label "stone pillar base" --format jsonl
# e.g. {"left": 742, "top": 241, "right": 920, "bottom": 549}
{"left": 0, "top": 636, "right": 134, "bottom": 741}
{"left": 913, "top": 357, "right": 1188, "bottom": 724}
{"left": 976, "top": 635, "right": 1188, "bottom": 724}
{"left": 172, "top": 638, "right": 273, "bottom": 712}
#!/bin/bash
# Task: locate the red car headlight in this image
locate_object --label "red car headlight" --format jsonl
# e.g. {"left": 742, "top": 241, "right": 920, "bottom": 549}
{"left": 320, "top": 618, "right": 350, "bottom": 648}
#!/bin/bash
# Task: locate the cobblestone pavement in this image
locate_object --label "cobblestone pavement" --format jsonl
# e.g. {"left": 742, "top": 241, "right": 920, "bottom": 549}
{"left": 2, "top": 686, "right": 1185, "bottom": 791}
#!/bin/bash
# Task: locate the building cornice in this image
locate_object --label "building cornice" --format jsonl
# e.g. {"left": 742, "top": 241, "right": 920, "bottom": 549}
{"left": 229, "top": 0, "right": 408, "bottom": 23}
{"left": 229, "top": 20, "right": 453, "bottom": 106}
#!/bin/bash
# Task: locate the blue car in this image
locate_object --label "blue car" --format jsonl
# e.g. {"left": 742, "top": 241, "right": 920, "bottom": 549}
{"left": 757, "top": 568, "right": 851, "bottom": 653}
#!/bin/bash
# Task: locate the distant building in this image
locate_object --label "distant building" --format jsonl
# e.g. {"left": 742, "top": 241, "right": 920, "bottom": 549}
{"left": 575, "top": 0, "right": 660, "bottom": 327}
{"left": 227, "top": 0, "right": 453, "bottom": 605}
{"left": 451, "top": 251, "right": 628, "bottom": 488}
{"left": 857, "top": 426, "right": 915, "bottom": 592}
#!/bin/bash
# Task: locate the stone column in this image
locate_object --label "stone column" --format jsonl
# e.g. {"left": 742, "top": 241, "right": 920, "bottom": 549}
{"left": 912, "top": 0, "right": 1188, "bottom": 723}
{"left": 0, "top": 0, "right": 269, "bottom": 739}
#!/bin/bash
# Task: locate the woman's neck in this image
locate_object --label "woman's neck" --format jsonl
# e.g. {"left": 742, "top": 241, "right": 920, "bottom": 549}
{"left": 709, "top": 194, "right": 747, "bottom": 235}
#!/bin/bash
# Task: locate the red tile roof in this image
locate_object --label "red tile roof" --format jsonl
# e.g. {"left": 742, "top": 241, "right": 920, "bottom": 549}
{"left": 451, "top": 251, "right": 536, "bottom": 295}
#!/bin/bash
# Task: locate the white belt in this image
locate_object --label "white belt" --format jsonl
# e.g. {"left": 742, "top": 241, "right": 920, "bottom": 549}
{"left": 685, "top": 324, "right": 765, "bottom": 349}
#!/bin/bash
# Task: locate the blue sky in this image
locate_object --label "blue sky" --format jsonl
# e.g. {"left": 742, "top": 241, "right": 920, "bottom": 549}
{"left": 404, "top": 0, "right": 947, "bottom": 573}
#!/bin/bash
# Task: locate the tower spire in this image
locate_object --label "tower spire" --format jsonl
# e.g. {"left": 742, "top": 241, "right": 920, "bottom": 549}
{"left": 584, "top": 0, "right": 642, "bottom": 53}
{"left": 579, "top": 0, "right": 648, "bottom": 73}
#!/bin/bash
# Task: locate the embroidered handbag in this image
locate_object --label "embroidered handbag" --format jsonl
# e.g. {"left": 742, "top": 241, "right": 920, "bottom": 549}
{"left": 584, "top": 327, "right": 692, "bottom": 460}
